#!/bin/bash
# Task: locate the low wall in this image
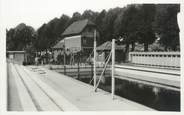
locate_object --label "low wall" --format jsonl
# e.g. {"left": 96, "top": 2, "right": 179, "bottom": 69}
{"left": 7, "top": 51, "right": 26, "bottom": 65}
{"left": 129, "top": 52, "right": 180, "bottom": 68}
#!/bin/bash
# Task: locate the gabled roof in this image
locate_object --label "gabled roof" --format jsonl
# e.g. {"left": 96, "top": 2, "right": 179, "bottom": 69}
{"left": 62, "top": 19, "right": 95, "bottom": 36}
{"left": 52, "top": 39, "right": 64, "bottom": 49}
{"left": 97, "top": 41, "right": 125, "bottom": 51}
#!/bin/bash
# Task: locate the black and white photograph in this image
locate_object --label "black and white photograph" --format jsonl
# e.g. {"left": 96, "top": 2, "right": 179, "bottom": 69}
{"left": 0, "top": 0, "right": 183, "bottom": 113}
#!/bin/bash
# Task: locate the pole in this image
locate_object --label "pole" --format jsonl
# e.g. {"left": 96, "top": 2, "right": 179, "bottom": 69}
{"left": 64, "top": 39, "right": 66, "bottom": 75}
{"left": 77, "top": 53, "right": 80, "bottom": 79}
{"left": 91, "top": 63, "right": 93, "bottom": 80}
{"left": 111, "top": 39, "right": 115, "bottom": 99}
{"left": 94, "top": 29, "right": 97, "bottom": 91}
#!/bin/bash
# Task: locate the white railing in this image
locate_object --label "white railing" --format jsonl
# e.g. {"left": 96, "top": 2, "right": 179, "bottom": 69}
{"left": 129, "top": 52, "right": 180, "bottom": 68}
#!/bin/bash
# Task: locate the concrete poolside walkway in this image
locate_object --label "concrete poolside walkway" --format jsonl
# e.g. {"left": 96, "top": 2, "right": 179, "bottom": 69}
{"left": 7, "top": 62, "right": 155, "bottom": 111}
{"left": 115, "top": 65, "right": 180, "bottom": 91}
{"left": 7, "top": 63, "right": 23, "bottom": 111}
{"left": 26, "top": 65, "right": 154, "bottom": 111}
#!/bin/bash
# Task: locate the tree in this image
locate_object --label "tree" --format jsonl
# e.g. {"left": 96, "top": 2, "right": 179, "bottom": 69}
{"left": 6, "top": 28, "right": 16, "bottom": 50}
{"left": 35, "top": 24, "right": 48, "bottom": 51}
{"left": 102, "top": 7, "right": 123, "bottom": 42}
{"left": 55, "top": 15, "right": 70, "bottom": 37}
{"left": 95, "top": 10, "right": 107, "bottom": 45}
{"left": 154, "top": 4, "right": 180, "bottom": 51}
{"left": 6, "top": 23, "right": 36, "bottom": 51}
{"left": 116, "top": 5, "right": 140, "bottom": 51}
{"left": 68, "top": 12, "right": 82, "bottom": 26}
{"left": 35, "top": 15, "right": 70, "bottom": 52}
{"left": 81, "top": 10, "right": 99, "bottom": 22}
{"left": 136, "top": 4, "right": 157, "bottom": 51}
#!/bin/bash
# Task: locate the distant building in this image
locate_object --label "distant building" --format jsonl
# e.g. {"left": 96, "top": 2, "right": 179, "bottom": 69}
{"left": 7, "top": 51, "right": 27, "bottom": 64}
{"left": 62, "top": 19, "right": 99, "bottom": 53}
{"left": 97, "top": 41, "right": 126, "bottom": 63}
{"left": 52, "top": 39, "right": 64, "bottom": 61}
{"left": 52, "top": 19, "right": 99, "bottom": 63}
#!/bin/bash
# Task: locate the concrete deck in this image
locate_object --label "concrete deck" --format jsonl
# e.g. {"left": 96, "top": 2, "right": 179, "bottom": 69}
{"left": 115, "top": 65, "right": 180, "bottom": 91}
{"left": 7, "top": 63, "right": 23, "bottom": 111}
{"left": 7, "top": 62, "right": 154, "bottom": 111}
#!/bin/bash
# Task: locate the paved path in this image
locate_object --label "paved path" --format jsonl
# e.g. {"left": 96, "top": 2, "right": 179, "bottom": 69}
{"left": 7, "top": 63, "right": 23, "bottom": 111}
{"left": 7, "top": 62, "right": 154, "bottom": 111}
{"left": 27, "top": 65, "right": 154, "bottom": 111}
{"left": 115, "top": 65, "right": 180, "bottom": 91}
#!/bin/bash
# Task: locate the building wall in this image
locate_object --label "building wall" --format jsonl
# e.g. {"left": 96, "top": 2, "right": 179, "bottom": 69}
{"left": 81, "top": 26, "right": 99, "bottom": 48}
{"left": 64, "top": 35, "right": 82, "bottom": 53}
{"left": 129, "top": 52, "right": 180, "bottom": 67}
{"left": 14, "top": 53, "right": 25, "bottom": 64}
{"left": 7, "top": 52, "right": 25, "bottom": 64}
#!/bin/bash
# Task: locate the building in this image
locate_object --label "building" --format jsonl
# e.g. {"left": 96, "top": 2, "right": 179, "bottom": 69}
{"left": 62, "top": 19, "right": 99, "bottom": 53}
{"left": 53, "top": 19, "right": 99, "bottom": 63}
{"left": 97, "top": 41, "right": 126, "bottom": 63}
{"left": 7, "top": 51, "right": 27, "bottom": 64}
{"left": 52, "top": 39, "right": 64, "bottom": 62}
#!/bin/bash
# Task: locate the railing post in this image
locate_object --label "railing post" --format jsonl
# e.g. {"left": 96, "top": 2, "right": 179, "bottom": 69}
{"left": 94, "top": 29, "right": 97, "bottom": 92}
{"left": 111, "top": 39, "right": 115, "bottom": 99}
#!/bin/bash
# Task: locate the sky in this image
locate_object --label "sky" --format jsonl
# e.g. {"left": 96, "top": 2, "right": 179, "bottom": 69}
{"left": 1, "top": 0, "right": 181, "bottom": 30}
{"left": 1, "top": 0, "right": 130, "bottom": 30}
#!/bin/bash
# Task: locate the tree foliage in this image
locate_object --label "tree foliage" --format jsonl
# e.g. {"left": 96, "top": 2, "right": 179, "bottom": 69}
{"left": 7, "top": 4, "right": 180, "bottom": 53}
{"left": 6, "top": 23, "right": 36, "bottom": 51}
{"left": 154, "top": 4, "right": 180, "bottom": 51}
{"left": 95, "top": 10, "right": 107, "bottom": 44}
{"left": 35, "top": 15, "right": 70, "bottom": 51}
{"left": 81, "top": 10, "right": 99, "bottom": 22}
{"left": 116, "top": 5, "right": 140, "bottom": 51}
{"left": 136, "top": 4, "right": 157, "bottom": 51}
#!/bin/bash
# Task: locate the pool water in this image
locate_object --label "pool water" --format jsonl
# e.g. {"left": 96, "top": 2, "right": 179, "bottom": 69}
{"left": 78, "top": 76, "right": 180, "bottom": 111}
{"left": 55, "top": 68, "right": 180, "bottom": 111}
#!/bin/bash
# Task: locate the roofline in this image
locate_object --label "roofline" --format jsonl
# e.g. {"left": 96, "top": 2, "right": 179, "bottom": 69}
{"left": 61, "top": 19, "right": 97, "bottom": 37}
{"left": 62, "top": 33, "right": 81, "bottom": 37}
{"left": 62, "top": 25, "right": 98, "bottom": 37}
{"left": 52, "top": 47, "right": 64, "bottom": 49}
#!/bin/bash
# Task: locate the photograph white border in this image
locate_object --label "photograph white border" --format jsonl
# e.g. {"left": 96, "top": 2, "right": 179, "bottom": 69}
{"left": 0, "top": 0, "right": 183, "bottom": 115}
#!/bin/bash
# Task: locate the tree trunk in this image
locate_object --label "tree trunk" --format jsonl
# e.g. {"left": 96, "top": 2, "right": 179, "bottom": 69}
{"left": 144, "top": 43, "right": 148, "bottom": 52}
{"left": 164, "top": 46, "right": 168, "bottom": 51}
{"left": 46, "top": 49, "right": 48, "bottom": 64}
{"left": 131, "top": 42, "right": 135, "bottom": 51}
{"left": 125, "top": 43, "right": 129, "bottom": 62}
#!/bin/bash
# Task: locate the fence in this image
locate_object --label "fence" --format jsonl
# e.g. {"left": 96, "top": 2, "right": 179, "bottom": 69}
{"left": 129, "top": 52, "right": 180, "bottom": 68}
{"left": 47, "top": 64, "right": 111, "bottom": 80}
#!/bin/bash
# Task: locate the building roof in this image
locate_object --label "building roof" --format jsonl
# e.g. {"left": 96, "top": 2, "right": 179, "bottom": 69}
{"left": 62, "top": 19, "right": 95, "bottom": 36}
{"left": 52, "top": 39, "right": 64, "bottom": 49}
{"left": 97, "top": 41, "right": 125, "bottom": 51}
